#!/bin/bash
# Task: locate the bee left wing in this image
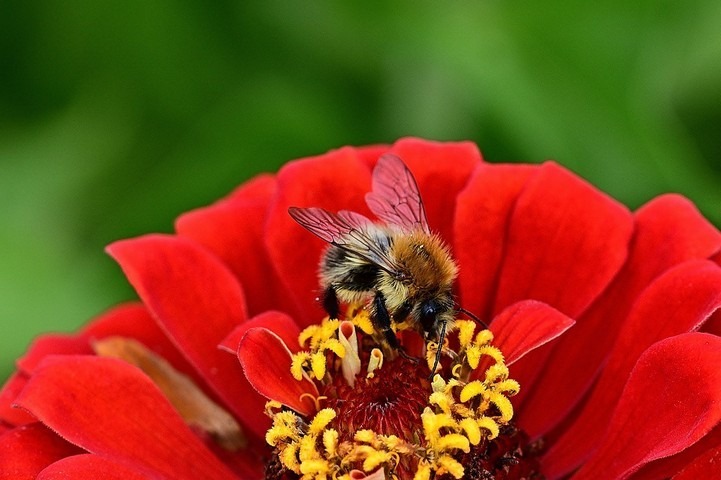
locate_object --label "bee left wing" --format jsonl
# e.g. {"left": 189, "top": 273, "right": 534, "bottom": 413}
{"left": 288, "top": 206, "right": 399, "bottom": 275}
{"left": 365, "top": 154, "right": 431, "bottom": 234}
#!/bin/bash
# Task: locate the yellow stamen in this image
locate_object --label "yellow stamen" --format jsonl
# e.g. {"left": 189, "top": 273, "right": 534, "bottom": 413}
{"left": 351, "top": 309, "right": 375, "bottom": 335}
{"left": 456, "top": 320, "right": 476, "bottom": 349}
{"left": 311, "top": 352, "right": 328, "bottom": 380}
{"left": 291, "top": 352, "right": 312, "bottom": 381}
{"left": 309, "top": 408, "right": 337, "bottom": 434}
{"left": 436, "top": 434, "right": 470, "bottom": 453}
{"left": 414, "top": 462, "right": 432, "bottom": 480}
{"left": 459, "top": 381, "right": 485, "bottom": 403}
{"left": 437, "top": 455, "right": 465, "bottom": 479}
{"left": 323, "top": 429, "right": 339, "bottom": 457}
{"left": 459, "top": 418, "right": 481, "bottom": 445}
{"left": 477, "top": 416, "right": 500, "bottom": 439}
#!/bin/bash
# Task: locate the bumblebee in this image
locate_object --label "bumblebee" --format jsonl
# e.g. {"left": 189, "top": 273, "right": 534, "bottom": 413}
{"left": 289, "top": 154, "right": 473, "bottom": 373}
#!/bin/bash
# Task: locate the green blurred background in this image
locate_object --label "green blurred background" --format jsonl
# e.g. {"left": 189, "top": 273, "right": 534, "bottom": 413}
{"left": 1, "top": 1, "right": 719, "bottom": 380}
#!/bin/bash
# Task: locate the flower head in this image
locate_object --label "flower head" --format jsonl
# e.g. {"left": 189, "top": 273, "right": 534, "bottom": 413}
{"left": 1, "top": 138, "right": 720, "bottom": 480}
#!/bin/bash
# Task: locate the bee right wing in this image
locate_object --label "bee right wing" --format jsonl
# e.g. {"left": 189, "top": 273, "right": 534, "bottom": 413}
{"left": 288, "top": 206, "right": 400, "bottom": 275}
{"left": 365, "top": 154, "right": 431, "bottom": 234}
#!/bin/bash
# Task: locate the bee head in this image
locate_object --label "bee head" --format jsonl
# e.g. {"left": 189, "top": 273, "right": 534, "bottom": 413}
{"left": 419, "top": 297, "right": 454, "bottom": 342}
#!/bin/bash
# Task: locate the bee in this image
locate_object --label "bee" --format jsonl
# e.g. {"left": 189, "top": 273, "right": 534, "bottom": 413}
{"left": 289, "top": 154, "right": 480, "bottom": 374}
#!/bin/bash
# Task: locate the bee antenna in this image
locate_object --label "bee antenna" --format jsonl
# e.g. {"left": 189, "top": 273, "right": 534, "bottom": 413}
{"left": 429, "top": 320, "right": 447, "bottom": 380}
{"left": 456, "top": 306, "right": 489, "bottom": 330}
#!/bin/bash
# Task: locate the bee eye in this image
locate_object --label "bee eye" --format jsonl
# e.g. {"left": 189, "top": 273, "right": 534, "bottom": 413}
{"left": 420, "top": 300, "right": 441, "bottom": 331}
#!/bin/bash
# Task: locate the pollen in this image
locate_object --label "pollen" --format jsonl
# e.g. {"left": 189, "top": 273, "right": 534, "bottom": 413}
{"left": 293, "top": 318, "right": 347, "bottom": 381}
{"left": 264, "top": 309, "right": 539, "bottom": 479}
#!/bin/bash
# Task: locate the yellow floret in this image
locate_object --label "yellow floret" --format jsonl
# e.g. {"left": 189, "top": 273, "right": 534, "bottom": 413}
{"left": 477, "top": 416, "right": 500, "bottom": 439}
{"left": 436, "top": 434, "right": 470, "bottom": 453}
{"left": 456, "top": 320, "right": 476, "bottom": 349}
{"left": 459, "top": 380, "right": 485, "bottom": 403}
{"left": 351, "top": 310, "right": 375, "bottom": 335}
{"left": 459, "top": 418, "right": 482, "bottom": 445}
{"left": 437, "top": 455, "right": 465, "bottom": 478}
{"left": 323, "top": 429, "right": 339, "bottom": 457}
{"left": 291, "top": 352, "right": 312, "bottom": 381}
{"left": 309, "top": 408, "right": 337, "bottom": 434}
{"left": 310, "top": 351, "right": 327, "bottom": 380}
{"left": 489, "top": 392, "right": 515, "bottom": 423}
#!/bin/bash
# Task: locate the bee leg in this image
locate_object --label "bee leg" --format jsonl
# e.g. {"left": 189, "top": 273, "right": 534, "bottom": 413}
{"left": 372, "top": 293, "right": 417, "bottom": 363}
{"left": 322, "top": 286, "right": 340, "bottom": 319}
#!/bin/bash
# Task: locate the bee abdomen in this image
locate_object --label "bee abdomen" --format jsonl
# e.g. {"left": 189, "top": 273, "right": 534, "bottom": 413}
{"left": 321, "top": 246, "right": 380, "bottom": 292}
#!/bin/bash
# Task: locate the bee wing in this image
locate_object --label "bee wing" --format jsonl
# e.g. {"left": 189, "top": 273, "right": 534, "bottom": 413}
{"left": 288, "top": 206, "right": 399, "bottom": 274}
{"left": 365, "top": 154, "right": 430, "bottom": 234}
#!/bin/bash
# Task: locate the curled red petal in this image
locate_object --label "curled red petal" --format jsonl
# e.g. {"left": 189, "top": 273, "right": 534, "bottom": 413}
{"left": 489, "top": 300, "right": 575, "bottom": 367}
{"left": 0, "top": 423, "right": 81, "bottom": 480}
{"left": 221, "top": 311, "right": 301, "bottom": 354}
{"left": 106, "top": 234, "right": 269, "bottom": 439}
{"left": 265, "top": 147, "right": 373, "bottom": 325}
{"left": 238, "top": 328, "right": 318, "bottom": 416}
{"left": 15, "top": 355, "right": 239, "bottom": 480}
{"left": 560, "top": 333, "right": 721, "bottom": 480}
{"left": 37, "top": 454, "right": 153, "bottom": 480}
{"left": 524, "top": 194, "right": 721, "bottom": 444}
{"left": 541, "top": 259, "right": 721, "bottom": 470}
{"left": 389, "top": 137, "right": 482, "bottom": 243}
{"left": 454, "top": 163, "right": 538, "bottom": 320}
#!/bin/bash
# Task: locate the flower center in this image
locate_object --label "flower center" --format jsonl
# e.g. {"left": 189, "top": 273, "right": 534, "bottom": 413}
{"left": 264, "top": 310, "right": 544, "bottom": 479}
{"left": 323, "top": 355, "right": 430, "bottom": 443}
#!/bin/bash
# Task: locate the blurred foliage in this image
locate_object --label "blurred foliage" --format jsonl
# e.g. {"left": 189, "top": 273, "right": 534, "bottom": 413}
{"left": 1, "top": 0, "right": 719, "bottom": 379}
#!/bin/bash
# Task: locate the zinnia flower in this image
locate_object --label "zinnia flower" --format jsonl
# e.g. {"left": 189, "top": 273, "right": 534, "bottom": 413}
{"left": 1, "top": 138, "right": 720, "bottom": 480}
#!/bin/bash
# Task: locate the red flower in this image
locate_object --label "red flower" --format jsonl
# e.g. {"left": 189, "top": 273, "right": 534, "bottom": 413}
{"left": 1, "top": 138, "right": 720, "bottom": 479}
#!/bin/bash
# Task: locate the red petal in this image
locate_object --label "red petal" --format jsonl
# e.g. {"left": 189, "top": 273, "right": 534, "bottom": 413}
{"left": 354, "top": 144, "right": 391, "bottom": 167}
{"left": 454, "top": 163, "right": 538, "bottom": 320}
{"left": 389, "top": 137, "right": 482, "bottom": 243}
{"left": 0, "top": 373, "right": 35, "bottom": 426}
{"left": 238, "top": 328, "right": 318, "bottom": 416}
{"left": 221, "top": 310, "right": 302, "bottom": 354}
{"left": 489, "top": 300, "right": 575, "bottom": 367}
{"left": 523, "top": 194, "right": 721, "bottom": 443}
{"left": 265, "top": 147, "right": 373, "bottom": 324}
{"left": 224, "top": 173, "right": 276, "bottom": 203}
{"left": 1, "top": 334, "right": 94, "bottom": 427}
{"left": 15, "top": 356, "right": 239, "bottom": 480}
{"left": 37, "top": 454, "right": 153, "bottom": 480}
{"left": 560, "top": 333, "right": 721, "bottom": 480}
{"left": 81, "top": 303, "right": 209, "bottom": 390}
{"left": 16, "top": 335, "right": 92, "bottom": 374}
{"left": 176, "top": 179, "right": 299, "bottom": 318}
{"left": 673, "top": 443, "right": 721, "bottom": 480}
{"left": 0, "top": 423, "right": 81, "bottom": 480}
{"left": 633, "top": 424, "right": 721, "bottom": 479}
{"left": 492, "top": 161, "right": 633, "bottom": 318}
{"left": 106, "top": 235, "right": 268, "bottom": 439}
{"left": 541, "top": 260, "right": 721, "bottom": 472}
